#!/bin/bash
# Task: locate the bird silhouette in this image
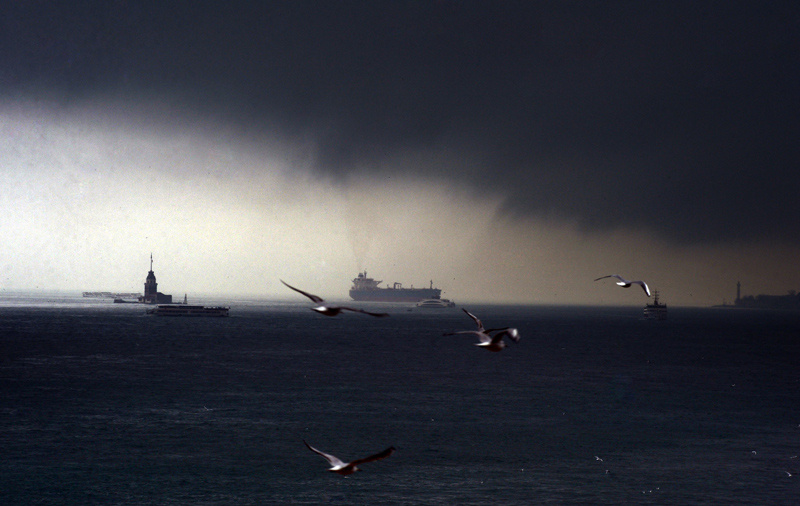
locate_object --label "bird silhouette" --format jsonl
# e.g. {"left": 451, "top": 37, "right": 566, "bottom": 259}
{"left": 304, "top": 440, "right": 395, "bottom": 476}
{"left": 281, "top": 280, "right": 389, "bottom": 317}
{"left": 594, "top": 274, "right": 651, "bottom": 297}
{"left": 444, "top": 308, "right": 520, "bottom": 352}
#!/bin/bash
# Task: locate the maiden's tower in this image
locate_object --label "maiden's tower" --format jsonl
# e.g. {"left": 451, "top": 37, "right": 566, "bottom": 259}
{"left": 139, "top": 254, "right": 173, "bottom": 304}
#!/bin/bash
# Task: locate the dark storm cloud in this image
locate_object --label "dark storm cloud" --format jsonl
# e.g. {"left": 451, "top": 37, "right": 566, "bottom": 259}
{"left": 4, "top": 1, "right": 800, "bottom": 243}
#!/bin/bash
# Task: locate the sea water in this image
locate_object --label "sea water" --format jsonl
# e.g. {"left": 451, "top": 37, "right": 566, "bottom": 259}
{"left": 1, "top": 294, "right": 798, "bottom": 504}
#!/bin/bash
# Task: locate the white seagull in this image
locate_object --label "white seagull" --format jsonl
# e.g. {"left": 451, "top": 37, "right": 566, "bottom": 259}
{"left": 594, "top": 274, "right": 651, "bottom": 297}
{"left": 444, "top": 308, "right": 520, "bottom": 352}
{"left": 281, "top": 280, "right": 389, "bottom": 317}
{"left": 304, "top": 440, "right": 395, "bottom": 476}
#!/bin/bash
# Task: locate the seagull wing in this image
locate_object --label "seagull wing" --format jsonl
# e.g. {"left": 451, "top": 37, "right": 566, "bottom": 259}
{"left": 304, "top": 440, "right": 346, "bottom": 467}
{"left": 339, "top": 306, "right": 390, "bottom": 317}
{"left": 490, "top": 328, "right": 520, "bottom": 344}
{"left": 594, "top": 274, "right": 629, "bottom": 284}
{"left": 349, "top": 446, "right": 396, "bottom": 466}
{"left": 281, "top": 280, "right": 325, "bottom": 303}
{"left": 462, "top": 308, "right": 484, "bottom": 331}
{"left": 633, "top": 281, "right": 651, "bottom": 296}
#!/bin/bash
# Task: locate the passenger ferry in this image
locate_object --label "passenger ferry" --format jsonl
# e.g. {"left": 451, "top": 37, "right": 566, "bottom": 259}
{"left": 147, "top": 305, "right": 230, "bottom": 317}
{"left": 415, "top": 298, "right": 456, "bottom": 308}
{"left": 643, "top": 291, "right": 667, "bottom": 320}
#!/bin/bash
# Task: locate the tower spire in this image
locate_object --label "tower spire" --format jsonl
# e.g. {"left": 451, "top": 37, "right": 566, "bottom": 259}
{"left": 144, "top": 254, "right": 158, "bottom": 303}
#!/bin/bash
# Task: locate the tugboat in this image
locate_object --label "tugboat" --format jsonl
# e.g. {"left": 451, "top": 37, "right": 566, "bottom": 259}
{"left": 643, "top": 291, "right": 668, "bottom": 320}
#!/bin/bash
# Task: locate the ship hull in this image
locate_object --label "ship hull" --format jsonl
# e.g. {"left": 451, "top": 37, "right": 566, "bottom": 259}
{"left": 147, "top": 305, "right": 230, "bottom": 317}
{"left": 350, "top": 288, "right": 441, "bottom": 302}
{"left": 643, "top": 305, "right": 668, "bottom": 320}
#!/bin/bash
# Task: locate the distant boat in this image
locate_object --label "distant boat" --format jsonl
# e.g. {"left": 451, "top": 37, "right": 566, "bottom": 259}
{"left": 643, "top": 291, "right": 667, "bottom": 320}
{"left": 415, "top": 298, "right": 456, "bottom": 308}
{"left": 147, "top": 305, "right": 229, "bottom": 317}
{"left": 349, "top": 271, "right": 442, "bottom": 302}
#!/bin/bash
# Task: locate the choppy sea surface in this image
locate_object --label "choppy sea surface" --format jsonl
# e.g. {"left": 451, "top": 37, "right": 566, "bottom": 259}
{"left": 1, "top": 293, "right": 798, "bottom": 505}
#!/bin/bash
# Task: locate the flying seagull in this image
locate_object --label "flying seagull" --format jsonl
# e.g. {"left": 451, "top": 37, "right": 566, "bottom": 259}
{"left": 444, "top": 308, "right": 520, "bottom": 352}
{"left": 594, "top": 274, "right": 651, "bottom": 297}
{"left": 281, "top": 280, "right": 389, "bottom": 317}
{"left": 303, "top": 440, "right": 395, "bottom": 476}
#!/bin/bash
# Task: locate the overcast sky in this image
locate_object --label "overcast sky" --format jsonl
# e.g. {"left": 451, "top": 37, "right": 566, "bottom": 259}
{"left": 2, "top": 1, "right": 799, "bottom": 305}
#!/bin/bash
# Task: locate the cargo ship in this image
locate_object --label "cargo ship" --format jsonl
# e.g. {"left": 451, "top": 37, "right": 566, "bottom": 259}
{"left": 349, "top": 271, "right": 442, "bottom": 302}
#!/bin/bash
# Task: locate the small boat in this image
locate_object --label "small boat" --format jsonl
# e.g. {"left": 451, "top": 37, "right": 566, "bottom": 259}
{"left": 643, "top": 291, "right": 667, "bottom": 320}
{"left": 147, "top": 305, "right": 229, "bottom": 317}
{"left": 415, "top": 298, "right": 456, "bottom": 308}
